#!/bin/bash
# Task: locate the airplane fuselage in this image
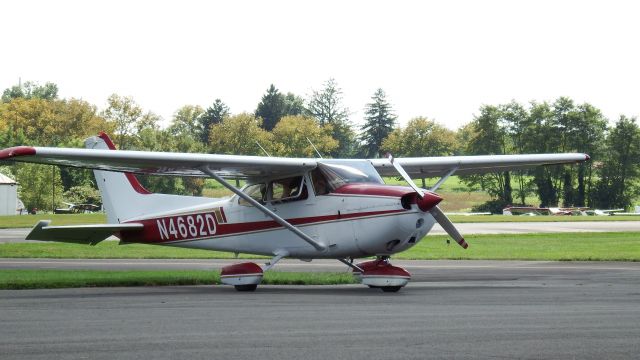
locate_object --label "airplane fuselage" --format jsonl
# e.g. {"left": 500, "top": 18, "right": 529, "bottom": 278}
{"left": 119, "top": 183, "right": 435, "bottom": 259}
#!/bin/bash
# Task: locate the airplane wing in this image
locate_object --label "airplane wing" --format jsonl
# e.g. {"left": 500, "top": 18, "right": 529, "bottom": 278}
{"left": 0, "top": 135, "right": 317, "bottom": 179}
{"left": 26, "top": 220, "right": 144, "bottom": 245}
{"left": 0, "top": 133, "right": 588, "bottom": 179}
{"left": 370, "top": 153, "right": 589, "bottom": 178}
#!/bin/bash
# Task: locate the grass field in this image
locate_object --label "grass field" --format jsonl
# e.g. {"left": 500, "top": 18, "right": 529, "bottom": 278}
{"left": 1, "top": 212, "right": 638, "bottom": 230}
{"left": 0, "top": 214, "right": 106, "bottom": 229}
{"left": 0, "top": 270, "right": 356, "bottom": 290}
{"left": 2, "top": 232, "right": 638, "bottom": 261}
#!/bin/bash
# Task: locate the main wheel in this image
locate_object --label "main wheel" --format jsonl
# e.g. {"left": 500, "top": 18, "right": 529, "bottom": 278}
{"left": 234, "top": 284, "right": 258, "bottom": 292}
{"left": 380, "top": 286, "right": 402, "bottom": 292}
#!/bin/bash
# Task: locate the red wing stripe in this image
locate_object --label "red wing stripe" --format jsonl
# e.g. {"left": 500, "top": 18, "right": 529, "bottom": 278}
{"left": 0, "top": 146, "right": 36, "bottom": 160}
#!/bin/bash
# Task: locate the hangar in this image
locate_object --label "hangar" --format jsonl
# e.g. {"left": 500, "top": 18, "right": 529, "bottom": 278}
{"left": 0, "top": 172, "right": 19, "bottom": 215}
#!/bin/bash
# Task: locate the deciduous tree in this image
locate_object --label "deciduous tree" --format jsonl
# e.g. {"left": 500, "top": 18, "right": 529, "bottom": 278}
{"left": 2, "top": 81, "right": 58, "bottom": 102}
{"left": 271, "top": 115, "right": 338, "bottom": 157}
{"left": 209, "top": 113, "right": 273, "bottom": 155}
{"left": 102, "top": 94, "right": 143, "bottom": 150}
{"left": 592, "top": 116, "right": 640, "bottom": 209}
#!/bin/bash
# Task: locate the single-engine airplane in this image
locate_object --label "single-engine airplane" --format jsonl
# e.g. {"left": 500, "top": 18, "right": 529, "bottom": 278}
{"left": 0, "top": 133, "right": 589, "bottom": 292}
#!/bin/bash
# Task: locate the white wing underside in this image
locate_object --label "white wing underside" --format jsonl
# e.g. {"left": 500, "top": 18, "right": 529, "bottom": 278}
{"left": 370, "top": 154, "right": 588, "bottom": 177}
{"left": 0, "top": 136, "right": 588, "bottom": 179}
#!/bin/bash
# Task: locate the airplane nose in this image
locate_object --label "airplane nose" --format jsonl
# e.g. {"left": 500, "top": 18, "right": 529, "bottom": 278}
{"left": 416, "top": 191, "right": 443, "bottom": 212}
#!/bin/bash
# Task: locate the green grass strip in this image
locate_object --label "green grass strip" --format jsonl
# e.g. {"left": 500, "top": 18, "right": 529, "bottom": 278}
{"left": 449, "top": 215, "right": 640, "bottom": 223}
{"left": 1, "top": 213, "right": 639, "bottom": 229}
{"left": 0, "top": 241, "right": 258, "bottom": 259}
{"left": 0, "top": 270, "right": 357, "bottom": 290}
{"left": 1, "top": 232, "right": 638, "bottom": 261}
{"left": 0, "top": 214, "right": 107, "bottom": 228}
{"left": 396, "top": 232, "right": 640, "bottom": 261}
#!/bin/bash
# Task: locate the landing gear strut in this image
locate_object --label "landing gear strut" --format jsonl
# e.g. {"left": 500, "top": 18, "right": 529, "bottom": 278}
{"left": 352, "top": 256, "right": 411, "bottom": 292}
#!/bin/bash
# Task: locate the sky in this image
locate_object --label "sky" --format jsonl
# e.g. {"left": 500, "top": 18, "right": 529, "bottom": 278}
{"left": 2, "top": 0, "right": 639, "bottom": 130}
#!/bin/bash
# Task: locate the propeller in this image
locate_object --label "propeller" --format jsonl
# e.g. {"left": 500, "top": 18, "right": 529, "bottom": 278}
{"left": 387, "top": 154, "right": 468, "bottom": 249}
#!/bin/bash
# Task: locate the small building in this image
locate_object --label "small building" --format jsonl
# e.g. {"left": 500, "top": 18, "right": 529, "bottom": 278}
{"left": 0, "top": 172, "right": 19, "bottom": 215}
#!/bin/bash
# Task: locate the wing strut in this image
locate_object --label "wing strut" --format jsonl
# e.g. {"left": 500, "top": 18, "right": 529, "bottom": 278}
{"left": 200, "top": 167, "right": 327, "bottom": 252}
{"left": 429, "top": 166, "right": 458, "bottom": 192}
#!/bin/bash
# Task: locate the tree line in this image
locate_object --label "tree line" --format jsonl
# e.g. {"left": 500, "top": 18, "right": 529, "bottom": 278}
{"left": 0, "top": 80, "right": 638, "bottom": 212}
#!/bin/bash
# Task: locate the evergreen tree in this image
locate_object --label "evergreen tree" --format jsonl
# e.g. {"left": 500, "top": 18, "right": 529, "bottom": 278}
{"left": 306, "top": 78, "right": 354, "bottom": 157}
{"left": 306, "top": 78, "right": 349, "bottom": 125}
{"left": 199, "top": 99, "right": 230, "bottom": 144}
{"left": 255, "top": 84, "right": 286, "bottom": 131}
{"left": 360, "top": 88, "right": 397, "bottom": 158}
{"left": 283, "top": 93, "right": 305, "bottom": 116}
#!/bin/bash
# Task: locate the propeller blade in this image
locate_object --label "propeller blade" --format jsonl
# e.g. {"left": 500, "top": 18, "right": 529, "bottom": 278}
{"left": 430, "top": 206, "right": 468, "bottom": 249}
{"left": 387, "top": 152, "right": 468, "bottom": 249}
{"left": 387, "top": 153, "right": 425, "bottom": 198}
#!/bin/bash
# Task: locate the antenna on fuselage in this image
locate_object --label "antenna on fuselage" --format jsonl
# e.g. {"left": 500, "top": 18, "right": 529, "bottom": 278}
{"left": 306, "top": 137, "right": 323, "bottom": 159}
{"left": 255, "top": 141, "right": 271, "bottom": 157}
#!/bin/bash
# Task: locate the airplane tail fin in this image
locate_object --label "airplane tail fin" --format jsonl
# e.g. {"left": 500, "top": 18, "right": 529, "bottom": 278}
{"left": 86, "top": 133, "right": 212, "bottom": 223}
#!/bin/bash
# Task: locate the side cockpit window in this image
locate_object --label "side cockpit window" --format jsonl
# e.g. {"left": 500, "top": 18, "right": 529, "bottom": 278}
{"left": 240, "top": 176, "right": 308, "bottom": 206}
{"left": 238, "top": 183, "right": 266, "bottom": 206}
{"left": 270, "top": 176, "right": 307, "bottom": 203}
{"left": 311, "top": 167, "right": 333, "bottom": 196}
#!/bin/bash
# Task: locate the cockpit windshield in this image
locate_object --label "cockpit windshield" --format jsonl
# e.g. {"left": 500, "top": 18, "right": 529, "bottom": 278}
{"left": 311, "top": 160, "right": 384, "bottom": 194}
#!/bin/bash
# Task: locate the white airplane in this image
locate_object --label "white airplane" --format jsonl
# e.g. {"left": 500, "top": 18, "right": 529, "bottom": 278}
{"left": 0, "top": 133, "right": 589, "bottom": 292}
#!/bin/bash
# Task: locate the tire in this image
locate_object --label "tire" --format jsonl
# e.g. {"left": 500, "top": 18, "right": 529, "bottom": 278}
{"left": 234, "top": 284, "right": 258, "bottom": 292}
{"left": 380, "top": 286, "right": 402, "bottom": 293}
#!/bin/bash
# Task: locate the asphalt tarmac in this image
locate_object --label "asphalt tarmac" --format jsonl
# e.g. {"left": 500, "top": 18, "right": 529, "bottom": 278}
{"left": 1, "top": 260, "right": 639, "bottom": 359}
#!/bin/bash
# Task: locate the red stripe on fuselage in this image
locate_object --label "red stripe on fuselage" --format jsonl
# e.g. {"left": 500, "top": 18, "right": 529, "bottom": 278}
{"left": 121, "top": 209, "right": 408, "bottom": 244}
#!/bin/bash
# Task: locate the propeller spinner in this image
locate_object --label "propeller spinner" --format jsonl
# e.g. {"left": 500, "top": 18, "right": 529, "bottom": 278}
{"left": 387, "top": 154, "right": 468, "bottom": 249}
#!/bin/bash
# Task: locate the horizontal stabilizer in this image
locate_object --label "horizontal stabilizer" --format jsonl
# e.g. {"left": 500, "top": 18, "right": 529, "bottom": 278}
{"left": 26, "top": 220, "right": 144, "bottom": 245}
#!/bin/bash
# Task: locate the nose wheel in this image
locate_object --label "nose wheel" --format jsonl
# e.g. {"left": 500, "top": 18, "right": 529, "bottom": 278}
{"left": 352, "top": 257, "right": 411, "bottom": 292}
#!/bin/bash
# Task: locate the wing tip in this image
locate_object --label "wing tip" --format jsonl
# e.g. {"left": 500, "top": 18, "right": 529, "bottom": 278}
{"left": 0, "top": 146, "right": 36, "bottom": 160}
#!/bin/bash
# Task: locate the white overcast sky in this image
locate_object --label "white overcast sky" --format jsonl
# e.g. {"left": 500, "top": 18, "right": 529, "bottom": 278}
{"left": 1, "top": 0, "right": 639, "bottom": 130}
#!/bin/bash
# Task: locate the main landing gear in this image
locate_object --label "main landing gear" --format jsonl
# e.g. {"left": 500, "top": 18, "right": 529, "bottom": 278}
{"left": 220, "top": 254, "right": 410, "bottom": 293}
{"left": 351, "top": 257, "right": 411, "bottom": 292}
{"left": 220, "top": 251, "right": 288, "bottom": 291}
{"left": 220, "top": 262, "right": 263, "bottom": 291}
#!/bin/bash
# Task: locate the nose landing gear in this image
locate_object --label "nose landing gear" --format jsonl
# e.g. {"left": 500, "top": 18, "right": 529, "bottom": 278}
{"left": 352, "top": 257, "right": 411, "bottom": 292}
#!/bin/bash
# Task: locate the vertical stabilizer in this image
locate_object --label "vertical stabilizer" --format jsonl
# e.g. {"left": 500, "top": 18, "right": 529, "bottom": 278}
{"left": 85, "top": 133, "right": 213, "bottom": 223}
